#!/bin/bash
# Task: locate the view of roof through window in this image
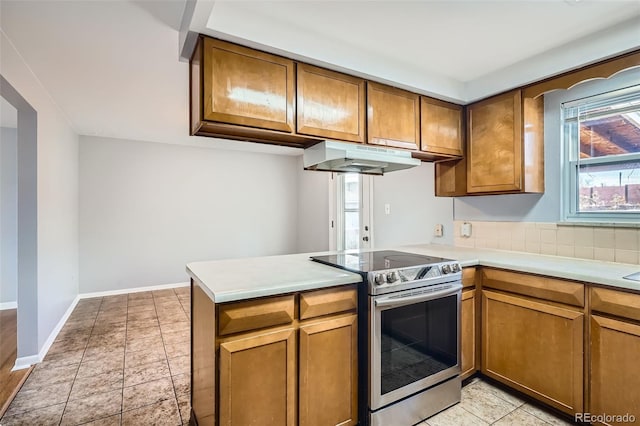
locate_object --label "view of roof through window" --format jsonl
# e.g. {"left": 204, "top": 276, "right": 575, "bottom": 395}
{"left": 569, "top": 87, "right": 640, "bottom": 213}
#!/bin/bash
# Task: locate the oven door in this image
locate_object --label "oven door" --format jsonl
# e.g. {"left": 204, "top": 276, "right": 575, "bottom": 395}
{"left": 370, "top": 283, "right": 461, "bottom": 410}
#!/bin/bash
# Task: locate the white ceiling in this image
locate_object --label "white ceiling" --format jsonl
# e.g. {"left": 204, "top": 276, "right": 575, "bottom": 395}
{"left": 1, "top": 0, "right": 639, "bottom": 150}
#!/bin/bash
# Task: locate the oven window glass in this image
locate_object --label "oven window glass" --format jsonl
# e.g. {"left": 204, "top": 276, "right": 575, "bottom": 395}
{"left": 380, "top": 294, "right": 458, "bottom": 395}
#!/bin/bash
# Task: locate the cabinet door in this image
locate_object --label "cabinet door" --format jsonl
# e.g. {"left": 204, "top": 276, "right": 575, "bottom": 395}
{"left": 461, "top": 289, "right": 476, "bottom": 380}
{"left": 299, "top": 315, "right": 358, "bottom": 426}
{"left": 467, "top": 90, "right": 522, "bottom": 193}
{"left": 421, "top": 97, "right": 463, "bottom": 157}
{"left": 590, "top": 315, "right": 640, "bottom": 425}
{"left": 297, "top": 64, "right": 366, "bottom": 143}
{"left": 219, "top": 329, "right": 296, "bottom": 426}
{"left": 367, "top": 82, "right": 420, "bottom": 150}
{"left": 482, "top": 290, "right": 584, "bottom": 415}
{"left": 202, "top": 38, "right": 295, "bottom": 133}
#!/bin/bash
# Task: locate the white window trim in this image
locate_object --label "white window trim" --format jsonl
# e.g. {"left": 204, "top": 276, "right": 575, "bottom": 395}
{"left": 561, "top": 84, "right": 640, "bottom": 223}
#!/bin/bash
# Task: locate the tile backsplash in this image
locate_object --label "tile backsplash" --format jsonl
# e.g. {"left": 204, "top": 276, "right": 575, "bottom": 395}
{"left": 453, "top": 221, "right": 640, "bottom": 264}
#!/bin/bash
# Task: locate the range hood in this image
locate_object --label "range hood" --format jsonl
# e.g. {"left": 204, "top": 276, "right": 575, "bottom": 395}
{"left": 303, "top": 141, "right": 420, "bottom": 175}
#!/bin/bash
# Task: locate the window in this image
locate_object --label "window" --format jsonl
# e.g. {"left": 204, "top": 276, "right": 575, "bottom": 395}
{"left": 332, "top": 173, "right": 372, "bottom": 251}
{"left": 562, "top": 84, "right": 640, "bottom": 222}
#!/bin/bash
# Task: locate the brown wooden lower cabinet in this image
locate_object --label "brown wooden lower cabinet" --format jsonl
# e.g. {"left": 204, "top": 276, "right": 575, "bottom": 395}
{"left": 219, "top": 329, "right": 297, "bottom": 426}
{"left": 482, "top": 290, "right": 584, "bottom": 415}
{"left": 191, "top": 282, "right": 358, "bottom": 426}
{"left": 299, "top": 314, "right": 358, "bottom": 426}
{"left": 590, "top": 315, "right": 640, "bottom": 425}
{"left": 460, "top": 288, "right": 476, "bottom": 380}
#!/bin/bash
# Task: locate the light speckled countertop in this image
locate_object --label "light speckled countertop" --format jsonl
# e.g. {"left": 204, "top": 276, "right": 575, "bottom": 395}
{"left": 400, "top": 244, "right": 640, "bottom": 293}
{"left": 186, "top": 244, "right": 640, "bottom": 303}
{"left": 186, "top": 252, "right": 362, "bottom": 302}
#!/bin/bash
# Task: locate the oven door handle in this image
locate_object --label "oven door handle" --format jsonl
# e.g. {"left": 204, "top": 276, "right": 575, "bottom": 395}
{"left": 374, "top": 284, "right": 461, "bottom": 308}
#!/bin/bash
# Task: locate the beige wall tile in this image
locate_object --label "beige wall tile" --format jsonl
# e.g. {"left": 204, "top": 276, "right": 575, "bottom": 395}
{"left": 497, "top": 239, "right": 512, "bottom": 251}
{"left": 556, "top": 245, "right": 575, "bottom": 258}
{"left": 475, "top": 239, "right": 488, "bottom": 248}
{"left": 556, "top": 227, "right": 575, "bottom": 245}
{"left": 525, "top": 227, "right": 541, "bottom": 243}
{"left": 615, "top": 249, "right": 639, "bottom": 264}
{"left": 455, "top": 237, "right": 474, "bottom": 248}
{"left": 453, "top": 222, "right": 462, "bottom": 237}
{"left": 540, "top": 229, "right": 557, "bottom": 244}
{"left": 540, "top": 244, "right": 557, "bottom": 256}
{"left": 593, "top": 228, "right": 615, "bottom": 249}
{"left": 574, "top": 246, "right": 594, "bottom": 260}
{"left": 615, "top": 228, "right": 639, "bottom": 250}
{"left": 474, "top": 222, "right": 497, "bottom": 240}
{"left": 594, "top": 248, "right": 615, "bottom": 262}
{"left": 485, "top": 239, "right": 499, "bottom": 249}
{"left": 574, "top": 228, "right": 594, "bottom": 247}
{"left": 525, "top": 242, "right": 540, "bottom": 254}
{"left": 510, "top": 223, "right": 526, "bottom": 240}
{"left": 495, "top": 223, "right": 513, "bottom": 240}
{"left": 536, "top": 222, "right": 558, "bottom": 230}
{"left": 511, "top": 240, "right": 526, "bottom": 252}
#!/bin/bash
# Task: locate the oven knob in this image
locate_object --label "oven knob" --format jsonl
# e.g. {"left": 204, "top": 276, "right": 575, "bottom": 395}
{"left": 451, "top": 263, "right": 460, "bottom": 272}
{"left": 442, "top": 264, "right": 451, "bottom": 274}
{"left": 386, "top": 271, "right": 398, "bottom": 283}
{"left": 374, "top": 273, "right": 386, "bottom": 285}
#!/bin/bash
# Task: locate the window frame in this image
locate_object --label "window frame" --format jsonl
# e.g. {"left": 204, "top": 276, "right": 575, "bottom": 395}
{"left": 561, "top": 84, "right": 640, "bottom": 223}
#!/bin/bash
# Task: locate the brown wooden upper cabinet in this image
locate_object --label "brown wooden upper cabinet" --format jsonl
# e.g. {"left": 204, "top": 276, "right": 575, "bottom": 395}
{"left": 297, "top": 64, "right": 366, "bottom": 143}
{"left": 466, "top": 89, "right": 544, "bottom": 194}
{"left": 367, "top": 82, "right": 420, "bottom": 150}
{"left": 421, "top": 97, "right": 463, "bottom": 158}
{"left": 201, "top": 37, "right": 295, "bottom": 133}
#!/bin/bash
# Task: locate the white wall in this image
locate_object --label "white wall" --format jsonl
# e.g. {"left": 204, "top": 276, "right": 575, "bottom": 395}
{"left": 296, "top": 156, "right": 330, "bottom": 253}
{"left": 454, "top": 67, "right": 640, "bottom": 223}
{"left": 1, "top": 28, "right": 80, "bottom": 356}
{"left": 1, "top": 127, "right": 18, "bottom": 305}
{"left": 373, "top": 162, "right": 454, "bottom": 248}
{"left": 79, "top": 136, "right": 300, "bottom": 293}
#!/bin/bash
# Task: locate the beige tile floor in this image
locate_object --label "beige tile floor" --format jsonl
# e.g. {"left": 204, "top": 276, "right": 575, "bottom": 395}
{"left": 421, "top": 377, "right": 575, "bottom": 426}
{"left": 0, "top": 286, "right": 575, "bottom": 426}
{"left": 0, "top": 287, "right": 191, "bottom": 426}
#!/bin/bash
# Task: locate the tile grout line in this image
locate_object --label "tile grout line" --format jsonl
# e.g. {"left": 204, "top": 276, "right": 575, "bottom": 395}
{"left": 159, "top": 288, "right": 185, "bottom": 424}
{"left": 58, "top": 298, "right": 103, "bottom": 426}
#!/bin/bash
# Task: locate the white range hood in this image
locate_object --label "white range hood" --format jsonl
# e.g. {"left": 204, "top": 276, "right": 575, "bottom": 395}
{"left": 303, "top": 141, "right": 420, "bottom": 175}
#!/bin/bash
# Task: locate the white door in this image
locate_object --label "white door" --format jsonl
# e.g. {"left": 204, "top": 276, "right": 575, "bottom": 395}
{"left": 330, "top": 173, "right": 372, "bottom": 251}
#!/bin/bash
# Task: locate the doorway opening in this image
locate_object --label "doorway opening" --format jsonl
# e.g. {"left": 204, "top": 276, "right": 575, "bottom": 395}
{"left": 0, "top": 76, "right": 38, "bottom": 416}
{"left": 331, "top": 173, "right": 373, "bottom": 251}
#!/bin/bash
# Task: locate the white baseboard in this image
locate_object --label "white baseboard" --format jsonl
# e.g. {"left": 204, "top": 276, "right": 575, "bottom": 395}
{"left": 79, "top": 281, "right": 189, "bottom": 299}
{"left": 0, "top": 301, "right": 18, "bottom": 310}
{"left": 11, "top": 281, "right": 189, "bottom": 371}
{"left": 12, "top": 294, "right": 80, "bottom": 371}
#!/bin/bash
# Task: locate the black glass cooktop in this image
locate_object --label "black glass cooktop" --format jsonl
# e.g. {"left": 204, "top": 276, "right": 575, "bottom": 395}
{"left": 311, "top": 250, "right": 450, "bottom": 273}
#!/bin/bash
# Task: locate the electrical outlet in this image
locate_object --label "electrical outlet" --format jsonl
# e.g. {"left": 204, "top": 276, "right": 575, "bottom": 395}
{"left": 461, "top": 222, "right": 472, "bottom": 238}
{"left": 434, "top": 224, "right": 443, "bottom": 237}
{"left": 384, "top": 204, "right": 390, "bottom": 215}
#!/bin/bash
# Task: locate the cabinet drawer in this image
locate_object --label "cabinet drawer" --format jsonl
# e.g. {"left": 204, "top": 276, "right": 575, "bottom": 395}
{"left": 591, "top": 287, "right": 640, "bottom": 322}
{"left": 300, "top": 285, "right": 357, "bottom": 320}
{"left": 218, "top": 295, "right": 295, "bottom": 336}
{"left": 462, "top": 267, "right": 476, "bottom": 288}
{"left": 482, "top": 268, "right": 584, "bottom": 307}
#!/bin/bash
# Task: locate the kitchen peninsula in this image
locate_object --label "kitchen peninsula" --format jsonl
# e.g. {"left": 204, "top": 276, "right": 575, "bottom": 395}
{"left": 187, "top": 244, "right": 640, "bottom": 425}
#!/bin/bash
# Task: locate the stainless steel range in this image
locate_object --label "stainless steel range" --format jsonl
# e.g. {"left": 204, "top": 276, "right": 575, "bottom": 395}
{"left": 312, "top": 250, "right": 462, "bottom": 426}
